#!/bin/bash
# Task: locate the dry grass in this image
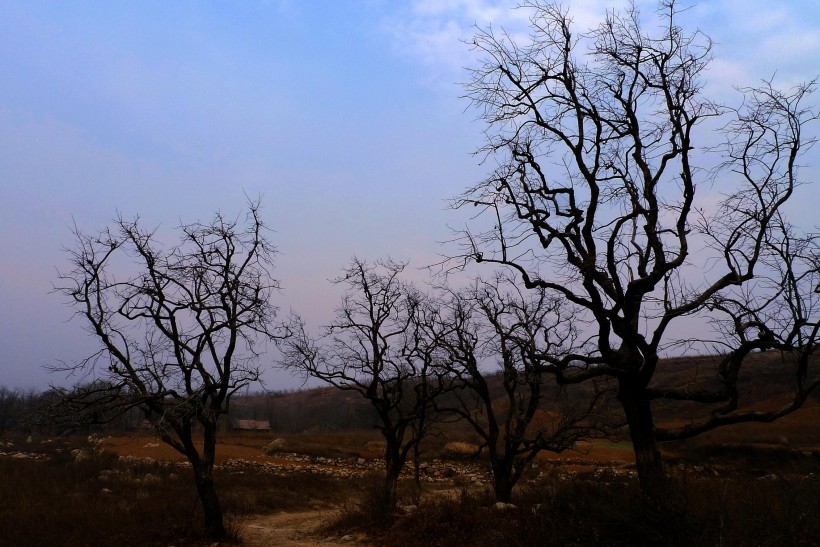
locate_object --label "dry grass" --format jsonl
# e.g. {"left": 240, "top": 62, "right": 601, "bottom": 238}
{"left": 441, "top": 441, "right": 481, "bottom": 458}
{"left": 0, "top": 436, "right": 358, "bottom": 546}
{"left": 0, "top": 447, "right": 213, "bottom": 546}
{"left": 329, "top": 471, "right": 820, "bottom": 546}
{"left": 6, "top": 412, "right": 820, "bottom": 547}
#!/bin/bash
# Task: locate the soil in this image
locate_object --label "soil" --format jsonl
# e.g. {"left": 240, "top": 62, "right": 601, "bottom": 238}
{"left": 239, "top": 509, "right": 350, "bottom": 547}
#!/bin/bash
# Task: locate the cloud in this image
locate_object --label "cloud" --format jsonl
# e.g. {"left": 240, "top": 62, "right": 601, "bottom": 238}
{"left": 382, "top": 0, "right": 820, "bottom": 97}
{"left": 692, "top": 0, "right": 820, "bottom": 93}
{"left": 379, "top": 0, "right": 650, "bottom": 94}
{"left": 379, "top": 0, "right": 528, "bottom": 89}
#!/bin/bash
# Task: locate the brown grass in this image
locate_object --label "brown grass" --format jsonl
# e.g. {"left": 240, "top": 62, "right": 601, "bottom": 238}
{"left": 6, "top": 404, "right": 820, "bottom": 547}
{"left": 0, "top": 436, "right": 358, "bottom": 546}
{"left": 328, "top": 472, "right": 820, "bottom": 546}
{"left": 0, "top": 447, "right": 212, "bottom": 546}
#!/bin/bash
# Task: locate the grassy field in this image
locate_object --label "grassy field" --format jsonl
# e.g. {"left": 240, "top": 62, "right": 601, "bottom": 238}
{"left": 2, "top": 421, "right": 819, "bottom": 546}
{"left": 0, "top": 436, "right": 359, "bottom": 546}
{"left": 2, "top": 376, "right": 819, "bottom": 545}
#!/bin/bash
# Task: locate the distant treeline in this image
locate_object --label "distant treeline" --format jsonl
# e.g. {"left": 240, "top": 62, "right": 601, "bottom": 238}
{"left": 0, "top": 386, "right": 137, "bottom": 436}
{"left": 2, "top": 352, "right": 814, "bottom": 439}
{"left": 0, "top": 384, "right": 382, "bottom": 437}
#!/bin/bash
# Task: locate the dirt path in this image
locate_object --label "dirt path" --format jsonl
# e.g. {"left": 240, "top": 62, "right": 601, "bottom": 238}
{"left": 240, "top": 508, "right": 360, "bottom": 546}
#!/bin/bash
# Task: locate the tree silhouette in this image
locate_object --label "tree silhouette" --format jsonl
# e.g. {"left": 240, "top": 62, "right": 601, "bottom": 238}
{"left": 55, "top": 201, "right": 286, "bottom": 538}
{"left": 453, "top": 0, "right": 819, "bottom": 496}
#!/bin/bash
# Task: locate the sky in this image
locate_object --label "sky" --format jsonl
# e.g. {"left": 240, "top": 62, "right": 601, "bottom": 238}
{"left": 1, "top": 0, "right": 819, "bottom": 391}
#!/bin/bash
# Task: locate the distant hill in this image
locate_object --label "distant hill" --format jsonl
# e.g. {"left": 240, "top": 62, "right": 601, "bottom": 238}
{"left": 230, "top": 351, "right": 819, "bottom": 448}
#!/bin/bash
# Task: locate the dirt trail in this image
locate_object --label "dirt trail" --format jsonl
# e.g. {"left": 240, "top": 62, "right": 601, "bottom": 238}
{"left": 240, "top": 508, "right": 358, "bottom": 546}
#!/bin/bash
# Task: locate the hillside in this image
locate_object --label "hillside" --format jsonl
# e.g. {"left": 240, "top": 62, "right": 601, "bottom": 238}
{"left": 230, "top": 351, "right": 820, "bottom": 453}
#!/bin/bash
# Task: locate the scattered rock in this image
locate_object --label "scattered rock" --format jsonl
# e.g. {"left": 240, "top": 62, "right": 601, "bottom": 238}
{"left": 492, "top": 502, "right": 517, "bottom": 511}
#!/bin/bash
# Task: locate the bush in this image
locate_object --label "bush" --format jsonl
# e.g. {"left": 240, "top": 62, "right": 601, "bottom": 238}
{"left": 441, "top": 441, "right": 481, "bottom": 459}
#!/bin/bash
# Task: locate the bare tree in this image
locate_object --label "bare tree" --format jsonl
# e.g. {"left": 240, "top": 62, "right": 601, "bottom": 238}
{"left": 439, "top": 274, "right": 610, "bottom": 502}
{"left": 55, "top": 202, "right": 286, "bottom": 539}
{"left": 454, "top": 0, "right": 819, "bottom": 496}
{"left": 281, "top": 258, "right": 450, "bottom": 510}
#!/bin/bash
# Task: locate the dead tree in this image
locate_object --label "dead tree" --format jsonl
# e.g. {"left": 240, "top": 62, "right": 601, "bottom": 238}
{"left": 55, "top": 202, "right": 286, "bottom": 539}
{"left": 439, "top": 274, "right": 610, "bottom": 502}
{"left": 281, "top": 258, "right": 450, "bottom": 511}
{"left": 454, "top": 0, "right": 819, "bottom": 496}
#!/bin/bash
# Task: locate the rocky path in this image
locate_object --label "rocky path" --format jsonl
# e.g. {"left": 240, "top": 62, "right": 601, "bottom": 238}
{"left": 240, "top": 508, "right": 358, "bottom": 546}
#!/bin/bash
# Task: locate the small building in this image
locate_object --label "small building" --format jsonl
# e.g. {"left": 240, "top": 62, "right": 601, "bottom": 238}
{"left": 231, "top": 419, "right": 271, "bottom": 432}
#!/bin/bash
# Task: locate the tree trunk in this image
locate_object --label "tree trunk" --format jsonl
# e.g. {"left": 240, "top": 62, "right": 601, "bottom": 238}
{"left": 492, "top": 467, "right": 515, "bottom": 503}
{"left": 382, "top": 441, "right": 404, "bottom": 511}
{"left": 411, "top": 442, "right": 422, "bottom": 501}
{"left": 488, "top": 446, "right": 517, "bottom": 503}
{"left": 193, "top": 463, "right": 226, "bottom": 539}
{"left": 193, "top": 420, "right": 226, "bottom": 540}
{"left": 618, "top": 383, "right": 667, "bottom": 500}
{"left": 383, "top": 472, "right": 399, "bottom": 510}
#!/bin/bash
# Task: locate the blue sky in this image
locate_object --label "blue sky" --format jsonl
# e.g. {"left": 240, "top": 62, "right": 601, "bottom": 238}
{"left": 1, "top": 0, "right": 819, "bottom": 390}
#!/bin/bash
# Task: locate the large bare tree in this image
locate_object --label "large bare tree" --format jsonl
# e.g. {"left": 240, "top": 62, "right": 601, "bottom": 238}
{"left": 455, "top": 1, "right": 819, "bottom": 495}
{"left": 439, "top": 274, "right": 610, "bottom": 502}
{"left": 56, "top": 202, "right": 285, "bottom": 539}
{"left": 281, "top": 258, "right": 450, "bottom": 510}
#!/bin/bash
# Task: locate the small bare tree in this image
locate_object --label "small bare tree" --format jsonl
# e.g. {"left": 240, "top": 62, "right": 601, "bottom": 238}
{"left": 55, "top": 202, "right": 285, "bottom": 539}
{"left": 281, "top": 258, "right": 450, "bottom": 510}
{"left": 439, "top": 274, "right": 610, "bottom": 502}
{"left": 455, "top": 0, "right": 819, "bottom": 496}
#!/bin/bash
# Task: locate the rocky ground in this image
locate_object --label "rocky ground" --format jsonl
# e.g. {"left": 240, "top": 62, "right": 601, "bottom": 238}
{"left": 5, "top": 434, "right": 820, "bottom": 545}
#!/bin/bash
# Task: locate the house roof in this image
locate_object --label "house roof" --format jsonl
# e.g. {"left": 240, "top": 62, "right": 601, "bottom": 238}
{"left": 231, "top": 419, "right": 271, "bottom": 430}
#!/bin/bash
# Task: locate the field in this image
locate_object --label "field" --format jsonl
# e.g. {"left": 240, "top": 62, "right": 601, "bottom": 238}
{"left": 2, "top": 399, "right": 820, "bottom": 547}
